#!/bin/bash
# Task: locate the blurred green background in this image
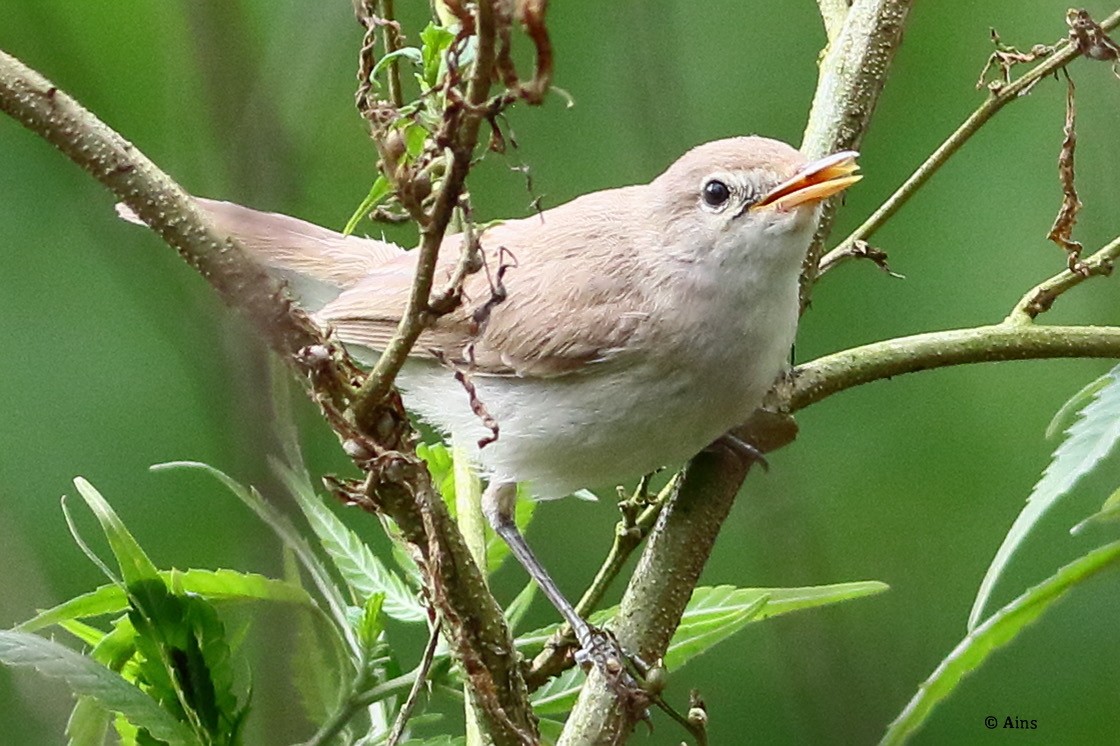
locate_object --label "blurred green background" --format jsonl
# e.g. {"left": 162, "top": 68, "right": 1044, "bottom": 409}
{"left": 3, "top": 1, "right": 1120, "bottom": 743}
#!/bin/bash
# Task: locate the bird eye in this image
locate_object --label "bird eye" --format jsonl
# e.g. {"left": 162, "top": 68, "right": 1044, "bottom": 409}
{"left": 701, "top": 179, "right": 731, "bottom": 209}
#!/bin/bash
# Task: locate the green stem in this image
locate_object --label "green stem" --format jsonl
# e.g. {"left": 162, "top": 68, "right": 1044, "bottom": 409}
{"left": 1007, "top": 235, "right": 1120, "bottom": 323}
{"left": 303, "top": 671, "right": 418, "bottom": 746}
{"left": 453, "top": 439, "right": 488, "bottom": 746}
{"left": 788, "top": 324, "right": 1120, "bottom": 412}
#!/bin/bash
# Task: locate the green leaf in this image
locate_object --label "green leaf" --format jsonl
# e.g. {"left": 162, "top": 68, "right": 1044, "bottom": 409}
{"left": 524, "top": 582, "right": 887, "bottom": 715}
{"left": 357, "top": 593, "right": 386, "bottom": 653}
{"left": 517, "top": 581, "right": 888, "bottom": 653}
{"left": 883, "top": 540, "right": 1120, "bottom": 746}
{"left": 419, "top": 23, "right": 456, "bottom": 87}
{"left": 0, "top": 631, "right": 196, "bottom": 745}
{"left": 663, "top": 591, "right": 768, "bottom": 670}
{"left": 504, "top": 581, "right": 537, "bottom": 634}
{"left": 418, "top": 442, "right": 456, "bottom": 507}
{"left": 71, "top": 478, "right": 160, "bottom": 586}
{"left": 529, "top": 666, "right": 584, "bottom": 716}
{"left": 90, "top": 616, "right": 140, "bottom": 673}
{"left": 970, "top": 364, "right": 1120, "bottom": 629}
{"left": 21, "top": 570, "right": 313, "bottom": 633}
{"left": 403, "top": 122, "right": 429, "bottom": 158}
{"left": 285, "top": 549, "right": 343, "bottom": 726}
{"left": 66, "top": 696, "right": 111, "bottom": 746}
{"left": 275, "top": 463, "right": 426, "bottom": 623}
{"left": 59, "top": 619, "right": 108, "bottom": 649}
{"left": 127, "top": 579, "right": 247, "bottom": 745}
{"left": 1071, "top": 484, "right": 1120, "bottom": 535}
{"left": 1045, "top": 371, "right": 1113, "bottom": 440}
{"left": 343, "top": 176, "right": 392, "bottom": 236}
{"left": 152, "top": 462, "right": 357, "bottom": 656}
{"left": 537, "top": 717, "right": 565, "bottom": 744}
{"left": 369, "top": 47, "right": 423, "bottom": 86}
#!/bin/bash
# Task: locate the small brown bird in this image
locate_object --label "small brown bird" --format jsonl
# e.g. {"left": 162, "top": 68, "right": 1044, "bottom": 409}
{"left": 120, "top": 136, "right": 860, "bottom": 662}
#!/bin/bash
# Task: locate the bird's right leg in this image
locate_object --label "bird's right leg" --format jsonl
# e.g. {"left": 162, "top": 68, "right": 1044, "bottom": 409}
{"left": 482, "top": 481, "right": 637, "bottom": 686}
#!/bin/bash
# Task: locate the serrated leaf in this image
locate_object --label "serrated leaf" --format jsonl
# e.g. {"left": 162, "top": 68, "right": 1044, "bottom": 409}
{"left": 1071, "top": 484, "right": 1120, "bottom": 535}
{"left": 1045, "top": 370, "right": 1113, "bottom": 440}
{"left": 0, "top": 631, "right": 196, "bottom": 745}
{"left": 970, "top": 364, "right": 1120, "bottom": 629}
{"left": 884, "top": 540, "right": 1120, "bottom": 745}
{"left": 529, "top": 665, "right": 584, "bottom": 715}
{"left": 127, "top": 579, "right": 247, "bottom": 745}
{"left": 275, "top": 463, "right": 425, "bottom": 623}
{"left": 21, "top": 570, "right": 313, "bottom": 633}
{"left": 524, "top": 582, "right": 886, "bottom": 715}
{"left": 357, "top": 593, "right": 386, "bottom": 652}
{"left": 663, "top": 592, "right": 768, "bottom": 670}
{"left": 152, "top": 462, "right": 358, "bottom": 656}
{"left": 516, "top": 581, "right": 889, "bottom": 653}
{"left": 72, "top": 478, "right": 160, "bottom": 586}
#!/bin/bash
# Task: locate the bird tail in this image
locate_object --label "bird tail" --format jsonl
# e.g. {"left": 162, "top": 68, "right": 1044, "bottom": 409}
{"left": 116, "top": 197, "right": 405, "bottom": 312}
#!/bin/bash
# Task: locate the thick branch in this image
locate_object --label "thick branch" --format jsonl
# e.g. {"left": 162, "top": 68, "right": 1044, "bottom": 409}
{"left": 0, "top": 49, "right": 324, "bottom": 364}
{"left": 819, "top": 8, "right": 1120, "bottom": 275}
{"left": 787, "top": 324, "right": 1120, "bottom": 412}
{"left": 798, "top": 0, "right": 915, "bottom": 308}
{"left": 560, "top": 3, "right": 914, "bottom": 742}
{"left": 817, "top": 0, "right": 851, "bottom": 44}
{"left": 0, "top": 47, "right": 536, "bottom": 745}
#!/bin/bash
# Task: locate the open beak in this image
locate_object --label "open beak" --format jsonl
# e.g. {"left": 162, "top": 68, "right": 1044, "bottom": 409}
{"left": 753, "top": 150, "right": 861, "bottom": 212}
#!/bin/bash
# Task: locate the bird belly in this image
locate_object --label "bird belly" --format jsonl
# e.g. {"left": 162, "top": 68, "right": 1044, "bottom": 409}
{"left": 396, "top": 349, "right": 776, "bottom": 500}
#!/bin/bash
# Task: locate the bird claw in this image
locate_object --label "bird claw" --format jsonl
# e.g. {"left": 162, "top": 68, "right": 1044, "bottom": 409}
{"left": 574, "top": 627, "right": 653, "bottom": 711}
{"left": 709, "top": 432, "right": 769, "bottom": 470}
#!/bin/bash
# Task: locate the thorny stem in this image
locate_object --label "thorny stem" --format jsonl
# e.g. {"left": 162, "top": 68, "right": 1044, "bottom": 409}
{"left": 818, "top": 7, "right": 1120, "bottom": 276}
{"left": 352, "top": 0, "right": 501, "bottom": 424}
{"left": 378, "top": 0, "right": 404, "bottom": 109}
{"left": 0, "top": 41, "right": 539, "bottom": 746}
{"left": 1007, "top": 234, "right": 1120, "bottom": 322}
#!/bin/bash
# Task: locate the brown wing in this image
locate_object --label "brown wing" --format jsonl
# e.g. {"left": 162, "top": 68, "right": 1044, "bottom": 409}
{"left": 317, "top": 185, "right": 657, "bottom": 378}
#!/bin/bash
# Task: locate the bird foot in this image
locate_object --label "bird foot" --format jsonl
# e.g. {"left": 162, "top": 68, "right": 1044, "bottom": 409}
{"left": 709, "top": 432, "right": 769, "bottom": 470}
{"left": 573, "top": 627, "right": 652, "bottom": 709}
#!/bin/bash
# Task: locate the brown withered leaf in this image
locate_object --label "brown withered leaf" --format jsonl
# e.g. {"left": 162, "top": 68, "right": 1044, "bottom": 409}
{"left": 1067, "top": 8, "right": 1120, "bottom": 77}
{"left": 977, "top": 28, "right": 1054, "bottom": 89}
{"left": 1046, "top": 75, "right": 1086, "bottom": 272}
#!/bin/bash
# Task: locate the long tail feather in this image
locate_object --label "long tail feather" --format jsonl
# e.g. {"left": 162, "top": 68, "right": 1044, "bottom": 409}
{"left": 116, "top": 197, "right": 405, "bottom": 312}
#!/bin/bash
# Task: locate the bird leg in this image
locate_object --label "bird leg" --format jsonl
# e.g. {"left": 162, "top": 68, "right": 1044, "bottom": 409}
{"left": 482, "top": 481, "right": 640, "bottom": 690}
